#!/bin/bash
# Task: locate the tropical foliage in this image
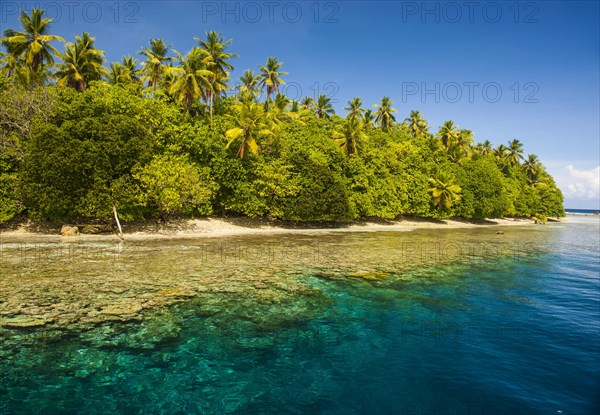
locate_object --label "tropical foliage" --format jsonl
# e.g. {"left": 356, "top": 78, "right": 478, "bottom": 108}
{"left": 55, "top": 32, "right": 105, "bottom": 92}
{"left": 1, "top": 8, "right": 64, "bottom": 74}
{"left": 0, "top": 8, "right": 565, "bottom": 224}
{"left": 428, "top": 172, "right": 461, "bottom": 212}
{"left": 373, "top": 97, "right": 397, "bottom": 132}
{"left": 138, "top": 38, "right": 172, "bottom": 94}
{"left": 258, "top": 56, "right": 287, "bottom": 101}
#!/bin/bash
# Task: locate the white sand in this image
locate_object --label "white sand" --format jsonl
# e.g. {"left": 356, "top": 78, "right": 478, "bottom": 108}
{"left": 0, "top": 217, "right": 547, "bottom": 241}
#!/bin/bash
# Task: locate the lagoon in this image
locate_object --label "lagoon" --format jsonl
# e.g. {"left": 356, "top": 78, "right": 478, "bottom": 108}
{"left": 1, "top": 217, "right": 599, "bottom": 414}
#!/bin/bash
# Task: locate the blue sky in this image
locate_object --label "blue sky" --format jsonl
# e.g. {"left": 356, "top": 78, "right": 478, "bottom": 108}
{"left": 2, "top": 0, "right": 598, "bottom": 208}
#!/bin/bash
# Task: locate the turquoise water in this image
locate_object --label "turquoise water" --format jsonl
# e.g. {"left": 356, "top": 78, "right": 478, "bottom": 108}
{"left": 1, "top": 218, "right": 599, "bottom": 414}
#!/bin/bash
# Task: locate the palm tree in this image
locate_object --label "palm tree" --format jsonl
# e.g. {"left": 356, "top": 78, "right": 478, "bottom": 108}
{"left": 265, "top": 93, "right": 306, "bottom": 125}
{"left": 121, "top": 55, "right": 141, "bottom": 83}
{"left": 10, "top": 65, "right": 50, "bottom": 87}
{"left": 405, "top": 110, "right": 429, "bottom": 138}
{"left": 0, "top": 8, "right": 64, "bottom": 73}
{"left": 495, "top": 144, "right": 507, "bottom": 159}
{"left": 373, "top": 97, "right": 397, "bottom": 131}
{"left": 138, "top": 38, "right": 172, "bottom": 94}
{"left": 457, "top": 129, "right": 474, "bottom": 149}
{"left": 225, "top": 100, "right": 273, "bottom": 159}
{"left": 106, "top": 56, "right": 141, "bottom": 86}
{"left": 196, "top": 31, "right": 236, "bottom": 77}
{"left": 362, "top": 109, "right": 375, "bottom": 131}
{"left": 273, "top": 93, "right": 290, "bottom": 111}
{"left": 314, "top": 94, "right": 335, "bottom": 119}
{"left": 345, "top": 97, "right": 364, "bottom": 121}
{"left": 107, "top": 62, "right": 125, "bottom": 85}
{"left": 523, "top": 154, "right": 541, "bottom": 184}
{"left": 428, "top": 172, "right": 462, "bottom": 211}
{"left": 264, "top": 93, "right": 287, "bottom": 121}
{"left": 55, "top": 32, "right": 105, "bottom": 92}
{"left": 160, "top": 69, "right": 177, "bottom": 100}
{"left": 258, "top": 56, "right": 287, "bottom": 100}
{"left": 332, "top": 118, "right": 367, "bottom": 156}
{"left": 300, "top": 96, "right": 315, "bottom": 111}
{"left": 436, "top": 120, "right": 459, "bottom": 148}
{"left": 196, "top": 31, "right": 236, "bottom": 123}
{"left": 475, "top": 140, "right": 493, "bottom": 156}
{"left": 494, "top": 144, "right": 511, "bottom": 171}
{"left": 448, "top": 129, "right": 474, "bottom": 163}
{"left": 506, "top": 139, "right": 524, "bottom": 166}
{"left": 168, "top": 48, "right": 213, "bottom": 115}
{"left": 0, "top": 36, "right": 20, "bottom": 77}
{"left": 206, "top": 69, "right": 230, "bottom": 125}
{"left": 237, "top": 69, "right": 260, "bottom": 98}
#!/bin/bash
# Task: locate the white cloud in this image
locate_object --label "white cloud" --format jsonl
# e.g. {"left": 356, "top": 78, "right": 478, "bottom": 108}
{"left": 554, "top": 165, "right": 600, "bottom": 207}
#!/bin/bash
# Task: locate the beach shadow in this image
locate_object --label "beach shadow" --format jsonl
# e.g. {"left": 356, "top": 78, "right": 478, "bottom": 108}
{"left": 120, "top": 218, "right": 203, "bottom": 233}
{"left": 220, "top": 216, "right": 352, "bottom": 230}
{"left": 395, "top": 215, "right": 447, "bottom": 225}
{"left": 450, "top": 217, "right": 498, "bottom": 225}
{"left": 0, "top": 216, "right": 62, "bottom": 234}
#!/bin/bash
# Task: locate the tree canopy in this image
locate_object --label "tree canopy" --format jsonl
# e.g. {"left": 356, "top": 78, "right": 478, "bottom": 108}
{"left": 0, "top": 8, "right": 565, "bottom": 224}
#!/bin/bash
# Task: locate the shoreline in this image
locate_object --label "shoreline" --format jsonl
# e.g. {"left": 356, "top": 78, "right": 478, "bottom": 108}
{"left": 0, "top": 216, "right": 555, "bottom": 241}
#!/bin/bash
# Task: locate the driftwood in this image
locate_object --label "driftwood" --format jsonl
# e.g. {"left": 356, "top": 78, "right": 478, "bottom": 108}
{"left": 112, "top": 205, "right": 125, "bottom": 240}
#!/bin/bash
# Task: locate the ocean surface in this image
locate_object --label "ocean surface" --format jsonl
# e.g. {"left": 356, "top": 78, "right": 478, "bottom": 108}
{"left": 1, "top": 217, "right": 599, "bottom": 415}
{"left": 565, "top": 208, "right": 599, "bottom": 215}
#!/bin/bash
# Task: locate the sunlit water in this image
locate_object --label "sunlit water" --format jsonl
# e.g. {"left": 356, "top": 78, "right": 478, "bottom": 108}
{"left": 1, "top": 217, "right": 599, "bottom": 414}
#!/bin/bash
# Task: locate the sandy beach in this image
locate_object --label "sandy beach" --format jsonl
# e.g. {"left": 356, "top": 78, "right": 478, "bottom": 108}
{"left": 0, "top": 216, "right": 546, "bottom": 241}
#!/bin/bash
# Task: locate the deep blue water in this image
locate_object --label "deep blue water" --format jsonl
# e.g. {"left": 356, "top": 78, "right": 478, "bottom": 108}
{"left": 1, "top": 217, "right": 599, "bottom": 415}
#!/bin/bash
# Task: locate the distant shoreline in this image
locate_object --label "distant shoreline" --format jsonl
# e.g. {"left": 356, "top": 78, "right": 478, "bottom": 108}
{"left": 565, "top": 210, "right": 600, "bottom": 216}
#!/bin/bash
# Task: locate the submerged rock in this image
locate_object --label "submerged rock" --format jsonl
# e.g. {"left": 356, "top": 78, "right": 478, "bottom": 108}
{"left": 81, "top": 224, "right": 113, "bottom": 234}
{"left": 348, "top": 270, "right": 388, "bottom": 280}
{"left": 60, "top": 225, "right": 80, "bottom": 236}
{"left": 157, "top": 287, "right": 197, "bottom": 297}
{"left": 82, "top": 225, "right": 99, "bottom": 234}
{"left": 93, "top": 303, "right": 143, "bottom": 319}
{"left": 0, "top": 315, "right": 54, "bottom": 328}
{"left": 253, "top": 282, "right": 269, "bottom": 289}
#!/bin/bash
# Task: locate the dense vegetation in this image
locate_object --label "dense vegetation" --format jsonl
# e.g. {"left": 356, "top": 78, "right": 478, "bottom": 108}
{"left": 0, "top": 9, "right": 564, "bottom": 224}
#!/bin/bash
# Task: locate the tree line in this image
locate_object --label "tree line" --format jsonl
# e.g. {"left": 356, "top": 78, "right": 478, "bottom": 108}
{"left": 0, "top": 8, "right": 564, "bottom": 223}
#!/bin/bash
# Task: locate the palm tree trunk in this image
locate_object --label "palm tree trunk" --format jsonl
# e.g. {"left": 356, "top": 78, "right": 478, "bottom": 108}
{"left": 209, "top": 95, "right": 214, "bottom": 128}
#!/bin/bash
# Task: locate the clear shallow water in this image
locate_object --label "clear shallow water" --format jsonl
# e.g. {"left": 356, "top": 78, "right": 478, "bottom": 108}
{"left": 1, "top": 218, "right": 599, "bottom": 414}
